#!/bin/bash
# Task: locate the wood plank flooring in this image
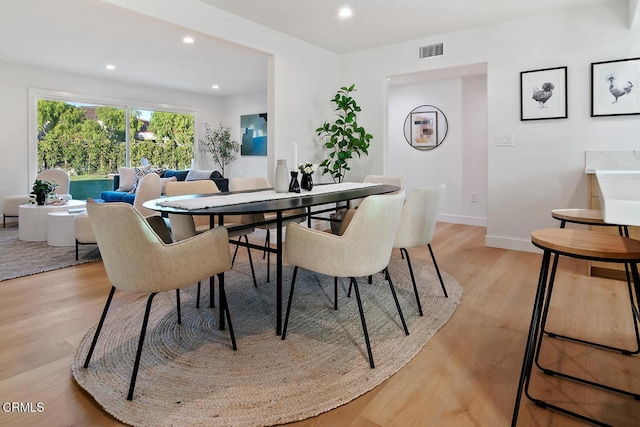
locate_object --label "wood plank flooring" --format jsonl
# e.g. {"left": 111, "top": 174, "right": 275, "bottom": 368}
{"left": 0, "top": 223, "right": 638, "bottom": 426}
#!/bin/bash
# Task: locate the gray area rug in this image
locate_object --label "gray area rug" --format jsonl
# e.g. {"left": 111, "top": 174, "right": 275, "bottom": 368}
{"left": 0, "top": 227, "right": 100, "bottom": 281}
{"left": 72, "top": 256, "right": 462, "bottom": 427}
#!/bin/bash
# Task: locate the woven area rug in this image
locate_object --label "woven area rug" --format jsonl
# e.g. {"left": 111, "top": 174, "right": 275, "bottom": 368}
{"left": 72, "top": 256, "right": 462, "bottom": 427}
{"left": 0, "top": 227, "right": 100, "bottom": 281}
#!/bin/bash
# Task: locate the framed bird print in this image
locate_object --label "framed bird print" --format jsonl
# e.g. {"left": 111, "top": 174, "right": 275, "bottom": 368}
{"left": 520, "top": 66, "right": 568, "bottom": 121}
{"left": 591, "top": 57, "right": 640, "bottom": 117}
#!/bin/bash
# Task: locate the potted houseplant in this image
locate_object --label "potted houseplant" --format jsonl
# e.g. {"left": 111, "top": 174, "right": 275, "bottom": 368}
{"left": 30, "top": 179, "right": 58, "bottom": 205}
{"left": 316, "top": 84, "right": 373, "bottom": 232}
{"left": 316, "top": 84, "right": 373, "bottom": 183}
{"left": 199, "top": 122, "right": 240, "bottom": 177}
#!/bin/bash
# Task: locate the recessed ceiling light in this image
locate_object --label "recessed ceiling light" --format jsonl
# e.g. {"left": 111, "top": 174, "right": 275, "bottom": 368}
{"left": 211, "top": 85, "right": 219, "bottom": 89}
{"left": 106, "top": 64, "right": 115, "bottom": 70}
{"left": 338, "top": 7, "right": 352, "bottom": 18}
{"left": 183, "top": 36, "right": 194, "bottom": 44}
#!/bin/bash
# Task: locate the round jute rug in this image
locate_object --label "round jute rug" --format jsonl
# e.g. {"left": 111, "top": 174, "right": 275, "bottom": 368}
{"left": 72, "top": 255, "right": 462, "bottom": 427}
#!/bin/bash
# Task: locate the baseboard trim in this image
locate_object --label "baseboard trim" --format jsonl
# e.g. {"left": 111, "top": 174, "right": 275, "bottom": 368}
{"left": 485, "top": 234, "right": 539, "bottom": 253}
{"left": 438, "top": 214, "right": 487, "bottom": 227}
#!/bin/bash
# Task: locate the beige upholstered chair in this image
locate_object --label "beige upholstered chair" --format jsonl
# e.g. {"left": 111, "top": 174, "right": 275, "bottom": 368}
{"left": 165, "top": 180, "right": 257, "bottom": 297}
{"left": 347, "top": 175, "right": 404, "bottom": 210}
{"left": 393, "top": 185, "right": 448, "bottom": 316}
{"left": 82, "top": 201, "right": 236, "bottom": 401}
{"left": 165, "top": 180, "right": 221, "bottom": 235}
{"left": 282, "top": 191, "right": 408, "bottom": 368}
{"left": 133, "top": 172, "right": 162, "bottom": 218}
{"left": 3, "top": 168, "right": 72, "bottom": 227}
{"left": 72, "top": 173, "right": 163, "bottom": 259}
{"left": 230, "top": 177, "right": 305, "bottom": 282}
{"left": 37, "top": 168, "right": 71, "bottom": 196}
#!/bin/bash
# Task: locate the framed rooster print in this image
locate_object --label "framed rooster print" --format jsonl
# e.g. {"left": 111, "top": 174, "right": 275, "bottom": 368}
{"left": 520, "top": 66, "right": 568, "bottom": 121}
{"left": 591, "top": 57, "right": 640, "bottom": 117}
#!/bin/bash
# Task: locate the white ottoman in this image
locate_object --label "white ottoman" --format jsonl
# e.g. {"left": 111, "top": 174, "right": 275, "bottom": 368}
{"left": 3, "top": 195, "right": 31, "bottom": 227}
{"left": 73, "top": 212, "right": 97, "bottom": 260}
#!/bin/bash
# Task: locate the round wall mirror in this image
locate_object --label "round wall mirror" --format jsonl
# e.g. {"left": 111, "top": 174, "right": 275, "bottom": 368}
{"left": 403, "top": 105, "right": 448, "bottom": 151}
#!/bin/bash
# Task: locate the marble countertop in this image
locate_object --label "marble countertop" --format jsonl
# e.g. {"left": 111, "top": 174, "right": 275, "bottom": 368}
{"left": 585, "top": 151, "right": 640, "bottom": 174}
{"left": 595, "top": 169, "right": 640, "bottom": 226}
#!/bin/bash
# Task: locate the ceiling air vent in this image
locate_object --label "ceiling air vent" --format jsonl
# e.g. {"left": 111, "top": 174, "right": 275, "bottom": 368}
{"left": 419, "top": 43, "right": 444, "bottom": 59}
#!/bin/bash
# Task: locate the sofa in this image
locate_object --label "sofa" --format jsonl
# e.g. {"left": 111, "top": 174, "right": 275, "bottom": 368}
{"left": 99, "top": 168, "right": 229, "bottom": 204}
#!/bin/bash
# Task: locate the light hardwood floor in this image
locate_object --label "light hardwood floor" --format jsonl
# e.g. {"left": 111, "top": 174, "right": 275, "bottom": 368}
{"left": 0, "top": 223, "right": 638, "bottom": 426}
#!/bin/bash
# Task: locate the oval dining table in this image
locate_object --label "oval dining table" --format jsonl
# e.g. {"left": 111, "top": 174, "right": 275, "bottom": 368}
{"left": 144, "top": 182, "right": 401, "bottom": 336}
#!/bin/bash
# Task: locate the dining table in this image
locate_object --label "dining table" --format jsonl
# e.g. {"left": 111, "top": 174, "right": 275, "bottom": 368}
{"left": 143, "top": 181, "right": 401, "bottom": 335}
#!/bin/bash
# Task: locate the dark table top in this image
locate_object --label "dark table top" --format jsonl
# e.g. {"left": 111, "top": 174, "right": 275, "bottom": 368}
{"left": 143, "top": 183, "right": 401, "bottom": 216}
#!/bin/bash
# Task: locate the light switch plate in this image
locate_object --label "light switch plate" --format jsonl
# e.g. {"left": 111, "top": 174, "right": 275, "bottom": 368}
{"left": 496, "top": 134, "right": 514, "bottom": 146}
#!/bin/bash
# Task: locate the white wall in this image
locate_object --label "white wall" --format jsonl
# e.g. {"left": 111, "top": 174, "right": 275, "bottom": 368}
{"left": 388, "top": 74, "right": 488, "bottom": 226}
{"left": 0, "top": 59, "right": 224, "bottom": 208}
{"left": 342, "top": 0, "right": 640, "bottom": 252}
{"left": 200, "top": 90, "right": 269, "bottom": 181}
{"left": 103, "top": 0, "right": 341, "bottom": 185}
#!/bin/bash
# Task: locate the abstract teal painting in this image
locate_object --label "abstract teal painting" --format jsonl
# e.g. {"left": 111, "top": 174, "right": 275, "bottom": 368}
{"left": 241, "top": 113, "right": 268, "bottom": 156}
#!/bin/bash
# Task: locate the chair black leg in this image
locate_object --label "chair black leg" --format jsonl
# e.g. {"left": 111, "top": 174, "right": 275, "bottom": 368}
{"left": 384, "top": 268, "right": 409, "bottom": 335}
{"left": 428, "top": 244, "right": 448, "bottom": 298}
{"left": 245, "top": 235, "right": 257, "bottom": 287}
{"left": 176, "top": 289, "right": 181, "bottom": 324}
{"left": 218, "top": 273, "right": 237, "bottom": 350}
{"left": 231, "top": 235, "right": 241, "bottom": 265}
{"left": 127, "top": 292, "right": 157, "bottom": 401}
{"left": 196, "top": 282, "right": 201, "bottom": 308}
{"left": 351, "top": 277, "right": 375, "bottom": 368}
{"left": 334, "top": 277, "right": 338, "bottom": 310}
{"left": 75, "top": 240, "right": 79, "bottom": 261}
{"left": 210, "top": 277, "right": 215, "bottom": 309}
{"left": 83, "top": 286, "right": 116, "bottom": 368}
{"left": 401, "top": 248, "right": 423, "bottom": 316}
{"left": 263, "top": 229, "right": 270, "bottom": 259}
{"left": 282, "top": 266, "right": 299, "bottom": 340}
{"left": 266, "top": 230, "right": 271, "bottom": 283}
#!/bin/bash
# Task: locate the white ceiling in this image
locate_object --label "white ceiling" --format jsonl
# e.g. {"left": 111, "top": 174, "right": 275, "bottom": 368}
{"left": 201, "top": 0, "right": 619, "bottom": 54}
{"left": 0, "top": 0, "right": 620, "bottom": 96}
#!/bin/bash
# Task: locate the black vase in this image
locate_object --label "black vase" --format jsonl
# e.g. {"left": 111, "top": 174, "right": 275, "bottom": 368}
{"left": 301, "top": 173, "right": 313, "bottom": 191}
{"left": 36, "top": 190, "right": 47, "bottom": 206}
{"left": 289, "top": 171, "right": 300, "bottom": 193}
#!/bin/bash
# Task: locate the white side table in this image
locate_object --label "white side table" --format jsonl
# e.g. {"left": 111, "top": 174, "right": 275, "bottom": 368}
{"left": 47, "top": 211, "right": 83, "bottom": 246}
{"left": 18, "top": 200, "right": 86, "bottom": 242}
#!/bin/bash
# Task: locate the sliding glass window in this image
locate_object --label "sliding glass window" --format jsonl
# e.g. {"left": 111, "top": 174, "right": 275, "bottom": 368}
{"left": 31, "top": 90, "right": 195, "bottom": 200}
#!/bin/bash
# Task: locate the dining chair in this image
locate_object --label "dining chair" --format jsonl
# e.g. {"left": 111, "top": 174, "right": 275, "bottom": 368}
{"left": 282, "top": 191, "right": 408, "bottom": 368}
{"left": 393, "top": 185, "right": 448, "bottom": 316}
{"left": 37, "top": 168, "right": 71, "bottom": 197}
{"left": 132, "top": 172, "right": 163, "bottom": 218}
{"left": 230, "top": 177, "right": 306, "bottom": 283}
{"left": 347, "top": 175, "right": 404, "bottom": 210}
{"left": 165, "top": 180, "right": 257, "bottom": 306}
{"left": 82, "top": 200, "right": 236, "bottom": 401}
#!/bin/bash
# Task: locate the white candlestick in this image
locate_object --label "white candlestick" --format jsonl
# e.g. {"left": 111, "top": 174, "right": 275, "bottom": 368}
{"left": 292, "top": 141, "right": 298, "bottom": 169}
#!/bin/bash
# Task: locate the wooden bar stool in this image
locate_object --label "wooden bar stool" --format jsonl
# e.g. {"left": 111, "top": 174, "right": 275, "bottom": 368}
{"left": 549, "top": 209, "right": 639, "bottom": 355}
{"left": 512, "top": 228, "right": 640, "bottom": 426}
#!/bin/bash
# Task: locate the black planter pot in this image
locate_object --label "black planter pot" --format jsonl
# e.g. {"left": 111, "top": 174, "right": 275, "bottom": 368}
{"left": 301, "top": 173, "right": 313, "bottom": 191}
{"left": 36, "top": 190, "right": 48, "bottom": 205}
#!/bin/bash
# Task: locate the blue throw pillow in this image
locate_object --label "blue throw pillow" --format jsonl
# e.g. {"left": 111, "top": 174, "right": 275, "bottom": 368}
{"left": 163, "top": 169, "right": 189, "bottom": 181}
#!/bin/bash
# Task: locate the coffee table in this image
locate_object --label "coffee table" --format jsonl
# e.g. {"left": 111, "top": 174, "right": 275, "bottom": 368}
{"left": 18, "top": 200, "right": 86, "bottom": 242}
